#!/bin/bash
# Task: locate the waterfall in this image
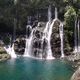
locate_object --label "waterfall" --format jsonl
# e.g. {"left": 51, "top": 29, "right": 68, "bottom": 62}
{"left": 20, "top": 6, "right": 64, "bottom": 59}
{"left": 48, "top": 5, "right": 52, "bottom": 22}
{"left": 42, "top": 6, "right": 56, "bottom": 59}
{"left": 4, "top": 44, "right": 17, "bottom": 58}
{"left": 5, "top": 18, "right": 17, "bottom": 58}
{"left": 74, "top": 18, "right": 80, "bottom": 54}
{"left": 43, "top": 21, "right": 54, "bottom": 59}
{"left": 59, "top": 23, "right": 65, "bottom": 58}
{"left": 24, "top": 20, "right": 56, "bottom": 59}
{"left": 4, "top": 0, "right": 18, "bottom": 58}
{"left": 74, "top": 18, "right": 78, "bottom": 53}
{"left": 42, "top": 20, "right": 55, "bottom": 59}
{"left": 24, "top": 25, "right": 32, "bottom": 57}
{"left": 46, "top": 19, "right": 57, "bottom": 59}
{"left": 6, "top": 16, "right": 17, "bottom": 58}
{"left": 78, "top": 20, "right": 80, "bottom": 52}
{"left": 55, "top": 7, "right": 58, "bottom": 19}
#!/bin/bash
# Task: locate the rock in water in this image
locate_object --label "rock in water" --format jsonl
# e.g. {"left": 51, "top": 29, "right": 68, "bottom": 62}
{"left": 50, "top": 20, "right": 61, "bottom": 58}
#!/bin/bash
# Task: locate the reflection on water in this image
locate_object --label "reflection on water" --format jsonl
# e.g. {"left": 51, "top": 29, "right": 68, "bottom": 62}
{"left": 0, "top": 58, "right": 74, "bottom": 80}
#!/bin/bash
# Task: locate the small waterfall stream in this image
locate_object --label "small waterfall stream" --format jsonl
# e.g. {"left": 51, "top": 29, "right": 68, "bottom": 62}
{"left": 46, "top": 19, "right": 57, "bottom": 59}
{"left": 77, "top": 20, "right": 80, "bottom": 52}
{"left": 4, "top": 44, "right": 17, "bottom": 58}
{"left": 74, "top": 19, "right": 80, "bottom": 53}
{"left": 74, "top": 19, "right": 78, "bottom": 53}
{"left": 59, "top": 23, "right": 64, "bottom": 58}
{"left": 48, "top": 5, "right": 52, "bottom": 21}
{"left": 55, "top": 7, "right": 58, "bottom": 19}
{"left": 3, "top": 0, "right": 17, "bottom": 58}
{"left": 4, "top": 0, "right": 18, "bottom": 58}
{"left": 24, "top": 25, "right": 32, "bottom": 57}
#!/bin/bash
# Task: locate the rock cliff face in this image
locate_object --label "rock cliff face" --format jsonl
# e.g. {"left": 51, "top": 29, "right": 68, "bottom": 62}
{"left": 31, "top": 22, "right": 46, "bottom": 58}
{"left": 71, "top": 67, "right": 80, "bottom": 80}
{"left": 50, "top": 20, "right": 61, "bottom": 58}
{"left": 14, "top": 37, "right": 25, "bottom": 55}
{"left": 31, "top": 29, "right": 43, "bottom": 57}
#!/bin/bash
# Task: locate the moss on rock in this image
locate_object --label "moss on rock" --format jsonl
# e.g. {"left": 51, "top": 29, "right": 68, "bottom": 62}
{"left": 0, "top": 46, "right": 11, "bottom": 61}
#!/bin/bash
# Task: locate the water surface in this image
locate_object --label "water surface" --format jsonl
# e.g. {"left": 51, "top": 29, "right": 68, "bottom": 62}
{"left": 0, "top": 58, "right": 74, "bottom": 80}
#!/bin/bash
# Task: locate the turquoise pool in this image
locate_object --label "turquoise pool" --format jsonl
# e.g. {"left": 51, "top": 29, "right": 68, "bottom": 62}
{"left": 0, "top": 58, "right": 74, "bottom": 80}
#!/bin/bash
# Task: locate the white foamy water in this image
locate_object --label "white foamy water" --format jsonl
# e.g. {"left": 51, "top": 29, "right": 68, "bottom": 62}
{"left": 59, "top": 23, "right": 65, "bottom": 58}
{"left": 4, "top": 44, "right": 17, "bottom": 58}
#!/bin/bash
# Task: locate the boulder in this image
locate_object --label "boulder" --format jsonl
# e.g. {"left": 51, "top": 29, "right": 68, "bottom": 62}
{"left": 0, "top": 46, "right": 11, "bottom": 61}
{"left": 71, "top": 67, "right": 80, "bottom": 80}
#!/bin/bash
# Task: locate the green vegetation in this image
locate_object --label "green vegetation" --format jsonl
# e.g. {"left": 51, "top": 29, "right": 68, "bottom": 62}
{"left": 0, "top": 0, "right": 79, "bottom": 34}
{"left": 64, "top": 6, "right": 76, "bottom": 48}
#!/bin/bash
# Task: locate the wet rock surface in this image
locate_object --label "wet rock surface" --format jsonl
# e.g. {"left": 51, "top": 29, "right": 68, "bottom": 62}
{"left": 31, "top": 22, "right": 47, "bottom": 58}
{"left": 14, "top": 37, "right": 25, "bottom": 55}
{"left": 50, "top": 20, "right": 61, "bottom": 58}
{"left": 32, "top": 29, "right": 43, "bottom": 57}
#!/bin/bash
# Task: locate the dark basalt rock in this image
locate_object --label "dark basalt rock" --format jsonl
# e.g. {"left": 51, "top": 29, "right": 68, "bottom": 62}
{"left": 31, "top": 37, "right": 43, "bottom": 57}
{"left": 32, "top": 38, "right": 42, "bottom": 49}
{"left": 31, "top": 22, "right": 47, "bottom": 58}
{"left": 50, "top": 19, "right": 61, "bottom": 58}
{"left": 14, "top": 37, "right": 25, "bottom": 55}
{"left": 33, "top": 30, "right": 43, "bottom": 39}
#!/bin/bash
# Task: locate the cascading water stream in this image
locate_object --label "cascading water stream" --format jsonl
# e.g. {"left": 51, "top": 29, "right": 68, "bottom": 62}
{"left": 46, "top": 19, "right": 57, "bottom": 59}
{"left": 3, "top": 0, "right": 17, "bottom": 58}
{"left": 59, "top": 23, "right": 65, "bottom": 58}
{"left": 74, "top": 19, "right": 78, "bottom": 53}
{"left": 24, "top": 25, "right": 32, "bottom": 57}
{"left": 55, "top": 7, "right": 58, "bottom": 19}
{"left": 43, "top": 5, "right": 52, "bottom": 34}
{"left": 42, "top": 6, "right": 56, "bottom": 59}
{"left": 43, "top": 21, "right": 54, "bottom": 59}
{"left": 3, "top": 19, "right": 17, "bottom": 58}
{"left": 4, "top": 0, "right": 18, "bottom": 58}
{"left": 6, "top": 6, "right": 65, "bottom": 59}
{"left": 48, "top": 5, "right": 52, "bottom": 22}
{"left": 77, "top": 20, "right": 80, "bottom": 52}
{"left": 46, "top": 7, "right": 58, "bottom": 59}
{"left": 4, "top": 44, "right": 17, "bottom": 58}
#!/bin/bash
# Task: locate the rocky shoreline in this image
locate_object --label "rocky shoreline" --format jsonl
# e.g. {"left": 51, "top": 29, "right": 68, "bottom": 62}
{"left": 66, "top": 53, "right": 80, "bottom": 80}
{"left": 0, "top": 46, "right": 11, "bottom": 62}
{"left": 0, "top": 54, "right": 10, "bottom": 62}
